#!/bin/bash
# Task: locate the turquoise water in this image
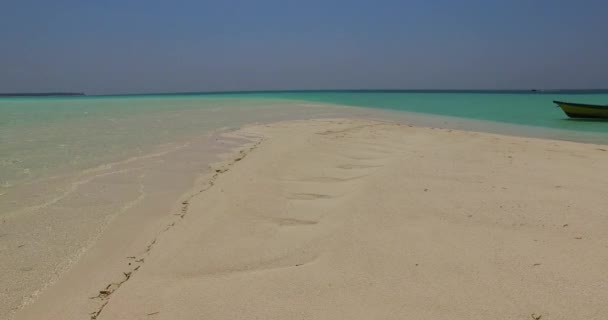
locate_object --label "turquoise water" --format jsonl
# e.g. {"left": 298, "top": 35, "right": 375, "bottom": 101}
{"left": 2, "top": 91, "right": 608, "bottom": 187}
{"left": 0, "top": 96, "right": 348, "bottom": 186}
{"left": 242, "top": 91, "right": 608, "bottom": 134}
{"left": 81, "top": 90, "right": 608, "bottom": 134}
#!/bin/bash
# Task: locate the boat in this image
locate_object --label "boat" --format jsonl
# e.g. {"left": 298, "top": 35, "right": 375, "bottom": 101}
{"left": 553, "top": 100, "right": 608, "bottom": 119}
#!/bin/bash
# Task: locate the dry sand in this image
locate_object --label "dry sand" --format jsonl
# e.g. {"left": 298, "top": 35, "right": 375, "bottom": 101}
{"left": 15, "top": 119, "right": 608, "bottom": 320}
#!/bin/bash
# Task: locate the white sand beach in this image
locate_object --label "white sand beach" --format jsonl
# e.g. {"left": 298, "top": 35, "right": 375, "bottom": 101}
{"left": 13, "top": 118, "right": 608, "bottom": 320}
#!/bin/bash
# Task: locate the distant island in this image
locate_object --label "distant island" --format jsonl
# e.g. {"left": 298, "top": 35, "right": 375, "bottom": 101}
{"left": 0, "top": 92, "right": 85, "bottom": 97}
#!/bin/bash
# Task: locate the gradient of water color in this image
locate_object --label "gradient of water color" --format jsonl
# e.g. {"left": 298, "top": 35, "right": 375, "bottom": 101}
{"left": 2, "top": 91, "right": 608, "bottom": 189}
{"left": 235, "top": 90, "right": 608, "bottom": 133}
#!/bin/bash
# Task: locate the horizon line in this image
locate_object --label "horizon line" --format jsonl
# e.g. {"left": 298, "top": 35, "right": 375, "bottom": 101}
{"left": 3, "top": 88, "right": 608, "bottom": 97}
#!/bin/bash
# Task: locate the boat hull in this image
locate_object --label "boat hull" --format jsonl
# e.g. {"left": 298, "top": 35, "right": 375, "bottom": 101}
{"left": 553, "top": 101, "right": 608, "bottom": 119}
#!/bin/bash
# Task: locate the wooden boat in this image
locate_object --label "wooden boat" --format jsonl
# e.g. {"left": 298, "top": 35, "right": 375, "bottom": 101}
{"left": 553, "top": 100, "right": 608, "bottom": 119}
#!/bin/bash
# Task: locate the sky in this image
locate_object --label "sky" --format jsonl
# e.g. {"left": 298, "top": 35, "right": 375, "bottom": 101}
{"left": 1, "top": 0, "right": 607, "bottom": 94}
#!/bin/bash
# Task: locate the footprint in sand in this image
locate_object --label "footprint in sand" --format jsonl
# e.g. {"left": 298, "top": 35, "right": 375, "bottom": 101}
{"left": 287, "top": 193, "right": 334, "bottom": 200}
{"left": 269, "top": 217, "right": 319, "bottom": 226}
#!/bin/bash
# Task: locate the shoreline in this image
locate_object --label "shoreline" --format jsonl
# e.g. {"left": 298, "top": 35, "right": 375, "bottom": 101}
{"left": 1, "top": 127, "right": 262, "bottom": 319}
{"left": 1, "top": 99, "right": 606, "bottom": 195}
{"left": 12, "top": 118, "right": 608, "bottom": 319}
{"left": 310, "top": 102, "right": 608, "bottom": 145}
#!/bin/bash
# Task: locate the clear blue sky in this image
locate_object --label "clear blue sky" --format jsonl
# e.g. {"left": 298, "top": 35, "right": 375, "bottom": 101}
{"left": 1, "top": 0, "right": 607, "bottom": 94}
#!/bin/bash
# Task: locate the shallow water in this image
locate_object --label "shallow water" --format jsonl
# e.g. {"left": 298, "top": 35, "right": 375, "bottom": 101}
{"left": 248, "top": 91, "right": 608, "bottom": 133}
{"left": 0, "top": 97, "right": 353, "bottom": 187}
